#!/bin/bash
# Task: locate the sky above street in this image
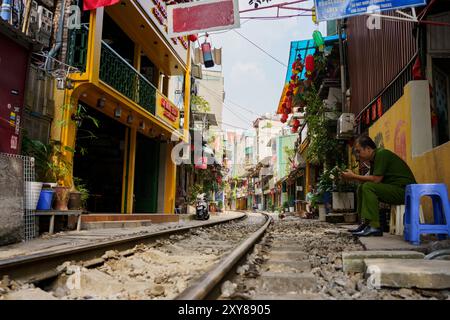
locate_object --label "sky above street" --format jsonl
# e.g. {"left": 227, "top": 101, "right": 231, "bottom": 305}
{"left": 204, "top": 0, "right": 327, "bottom": 132}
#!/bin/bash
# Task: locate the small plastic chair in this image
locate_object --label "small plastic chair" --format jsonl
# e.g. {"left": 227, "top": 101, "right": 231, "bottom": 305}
{"left": 404, "top": 184, "right": 450, "bottom": 245}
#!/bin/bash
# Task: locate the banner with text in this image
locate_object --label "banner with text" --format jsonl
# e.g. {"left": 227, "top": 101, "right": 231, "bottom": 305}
{"left": 314, "top": 0, "right": 427, "bottom": 21}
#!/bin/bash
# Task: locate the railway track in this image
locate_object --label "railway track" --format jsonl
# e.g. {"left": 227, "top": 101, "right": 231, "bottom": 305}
{"left": 0, "top": 212, "right": 273, "bottom": 300}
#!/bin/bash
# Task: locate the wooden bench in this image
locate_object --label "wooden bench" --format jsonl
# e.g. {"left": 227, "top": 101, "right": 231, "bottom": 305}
{"left": 35, "top": 210, "right": 83, "bottom": 234}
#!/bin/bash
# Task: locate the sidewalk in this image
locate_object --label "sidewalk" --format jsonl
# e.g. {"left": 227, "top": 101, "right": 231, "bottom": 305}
{"left": 0, "top": 211, "right": 245, "bottom": 261}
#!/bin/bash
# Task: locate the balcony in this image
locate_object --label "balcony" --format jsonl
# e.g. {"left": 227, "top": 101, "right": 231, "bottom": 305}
{"left": 100, "top": 42, "right": 156, "bottom": 115}
{"left": 67, "top": 25, "right": 181, "bottom": 127}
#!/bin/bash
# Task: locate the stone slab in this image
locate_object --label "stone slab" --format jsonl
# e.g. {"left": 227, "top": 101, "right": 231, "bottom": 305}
{"left": 358, "top": 234, "right": 428, "bottom": 253}
{"left": 264, "top": 260, "right": 312, "bottom": 273}
{"left": 260, "top": 272, "right": 317, "bottom": 292}
{"left": 269, "top": 251, "right": 308, "bottom": 261}
{"left": 342, "top": 250, "right": 425, "bottom": 273}
{"left": 364, "top": 258, "right": 450, "bottom": 289}
{"left": 252, "top": 293, "right": 322, "bottom": 300}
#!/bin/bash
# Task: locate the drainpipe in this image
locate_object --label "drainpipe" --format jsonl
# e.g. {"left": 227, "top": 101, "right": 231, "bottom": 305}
{"left": 338, "top": 19, "right": 347, "bottom": 113}
{"left": 45, "top": 0, "right": 66, "bottom": 71}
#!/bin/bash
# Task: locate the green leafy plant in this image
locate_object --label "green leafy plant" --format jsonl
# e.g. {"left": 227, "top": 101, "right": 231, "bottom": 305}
{"left": 72, "top": 177, "right": 89, "bottom": 208}
{"left": 22, "top": 136, "right": 73, "bottom": 185}
{"left": 283, "top": 201, "right": 289, "bottom": 209}
{"left": 187, "top": 183, "right": 203, "bottom": 205}
{"left": 191, "top": 95, "right": 211, "bottom": 113}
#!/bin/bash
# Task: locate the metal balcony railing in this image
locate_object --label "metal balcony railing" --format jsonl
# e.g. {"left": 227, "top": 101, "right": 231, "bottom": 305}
{"left": 100, "top": 42, "right": 156, "bottom": 115}
{"left": 67, "top": 25, "right": 89, "bottom": 72}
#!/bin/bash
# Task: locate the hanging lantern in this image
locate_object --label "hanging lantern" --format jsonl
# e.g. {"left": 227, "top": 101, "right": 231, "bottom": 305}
{"left": 311, "top": 7, "right": 318, "bottom": 25}
{"left": 293, "top": 119, "right": 300, "bottom": 127}
{"left": 313, "top": 30, "right": 324, "bottom": 52}
{"left": 281, "top": 113, "right": 288, "bottom": 123}
{"left": 291, "top": 126, "right": 298, "bottom": 133}
{"left": 188, "top": 34, "right": 198, "bottom": 42}
{"left": 305, "top": 55, "right": 314, "bottom": 73}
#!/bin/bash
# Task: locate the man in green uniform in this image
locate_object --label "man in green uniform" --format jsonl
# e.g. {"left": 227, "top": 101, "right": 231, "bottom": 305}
{"left": 341, "top": 135, "right": 416, "bottom": 237}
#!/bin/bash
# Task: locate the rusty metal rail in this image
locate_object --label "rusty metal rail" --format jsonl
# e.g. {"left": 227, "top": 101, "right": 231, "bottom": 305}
{"left": 176, "top": 213, "right": 272, "bottom": 300}
{"left": 0, "top": 213, "right": 247, "bottom": 283}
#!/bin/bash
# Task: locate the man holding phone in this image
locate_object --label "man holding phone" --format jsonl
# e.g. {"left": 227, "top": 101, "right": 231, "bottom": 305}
{"left": 341, "top": 135, "right": 416, "bottom": 237}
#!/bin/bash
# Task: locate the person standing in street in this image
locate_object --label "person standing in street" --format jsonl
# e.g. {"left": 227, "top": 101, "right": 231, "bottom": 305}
{"left": 341, "top": 135, "right": 416, "bottom": 237}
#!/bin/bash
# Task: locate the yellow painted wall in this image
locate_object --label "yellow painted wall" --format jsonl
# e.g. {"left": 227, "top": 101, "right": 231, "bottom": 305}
{"left": 369, "top": 83, "right": 450, "bottom": 220}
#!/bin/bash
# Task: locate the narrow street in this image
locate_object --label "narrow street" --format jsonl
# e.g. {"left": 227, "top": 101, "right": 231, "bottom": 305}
{"left": 1, "top": 0, "right": 450, "bottom": 307}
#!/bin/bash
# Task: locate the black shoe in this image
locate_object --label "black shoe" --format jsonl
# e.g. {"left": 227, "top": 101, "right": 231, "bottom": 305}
{"left": 352, "top": 226, "right": 383, "bottom": 237}
{"left": 348, "top": 222, "right": 368, "bottom": 233}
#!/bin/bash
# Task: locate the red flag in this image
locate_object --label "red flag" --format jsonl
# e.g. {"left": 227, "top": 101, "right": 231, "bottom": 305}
{"left": 83, "top": 0, "right": 120, "bottom": 11}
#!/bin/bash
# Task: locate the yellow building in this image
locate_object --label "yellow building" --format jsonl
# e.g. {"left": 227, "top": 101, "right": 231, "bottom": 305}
{"left": 369, "top": 81, "right": 450, "bottom": 220}
{"left": 52, "top": 0, "right": 191, "bottom": 214}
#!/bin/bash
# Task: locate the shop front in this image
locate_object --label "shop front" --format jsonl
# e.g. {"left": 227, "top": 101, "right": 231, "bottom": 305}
{"left": 53, "top": 3, "right": 188, "bottom": 214}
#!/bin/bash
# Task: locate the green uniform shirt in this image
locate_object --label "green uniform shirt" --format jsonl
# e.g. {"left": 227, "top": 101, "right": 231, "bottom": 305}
{"left": 371, "top": 148, "right": 416, "bottom": 187}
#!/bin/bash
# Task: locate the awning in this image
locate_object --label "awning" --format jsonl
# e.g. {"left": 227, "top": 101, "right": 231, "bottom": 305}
{"left": 277, "top": 34, "right": 344, "bottom": 114}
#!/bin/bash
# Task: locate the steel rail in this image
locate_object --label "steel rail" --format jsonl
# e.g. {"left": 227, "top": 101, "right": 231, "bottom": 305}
{"left": 0, "top": 213, "right": 247, "bottom": 282}
{"left": 175, "top": 213, "right": 272, "bottom": 300}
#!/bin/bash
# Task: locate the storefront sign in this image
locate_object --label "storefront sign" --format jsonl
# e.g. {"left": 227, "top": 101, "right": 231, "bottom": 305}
{"left": 156, "top": 93, "right": 180, "bottom": 129}
{"left": 314, "top": 0, "right": 426, "bottom": 21}
{"left": 167, "top": 0, "right": 240, "bottom": 38}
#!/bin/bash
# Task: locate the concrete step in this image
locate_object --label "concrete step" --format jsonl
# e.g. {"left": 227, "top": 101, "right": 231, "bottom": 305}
{"left": 259, "top": 272, "right": 317, "bottom": 292}
{"left": 342, "top": 250, "right": 425, "bottom": 273}
{"left": 81, "top": 220, "right": 153, "bottom": 230}
{"left": 364, "top": 258, "right": 450, "bottom": 289}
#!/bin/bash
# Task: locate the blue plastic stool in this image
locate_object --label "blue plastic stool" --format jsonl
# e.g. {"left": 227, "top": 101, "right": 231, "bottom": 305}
{"left": 404, "top": 184, "right": 450, "bottom": 245}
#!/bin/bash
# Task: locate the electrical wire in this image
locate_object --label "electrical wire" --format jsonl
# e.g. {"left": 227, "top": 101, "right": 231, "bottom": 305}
{"left": 195, "top": 82, "right": 254, "bottom": 124}
{"left": 232, "top": 30, "right": 288, "bottom": 68}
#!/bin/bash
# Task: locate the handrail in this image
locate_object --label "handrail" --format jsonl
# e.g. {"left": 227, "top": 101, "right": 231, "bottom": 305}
{"left": 101, "top": 40, "right": 158, "bottom": 93}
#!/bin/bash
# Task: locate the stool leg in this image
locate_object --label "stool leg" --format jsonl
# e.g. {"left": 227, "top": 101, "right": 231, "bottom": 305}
{"left": 431, "top": 196, "right": 444, "bottom": 224}
{"left": 409, "top": 194, "right": 421, "bottom": 245}
{"left": 49, "top": 215, "right": 55, "bottom": 235}
{"left": 77, "top": 214, "right": 81, "bottom": 232}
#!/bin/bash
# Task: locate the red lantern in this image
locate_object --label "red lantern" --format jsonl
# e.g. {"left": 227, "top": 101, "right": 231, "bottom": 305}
{"left": 291, "top": 126, "right": 298, "bottom": 133}
{"left": 286, "top": 90, "right": 293, "bottom": 97}
{"left": 188, "top": 34, "right": 198, "bottom": 42}
{"left": 281, "top": 113, "right": 288, "bottom": 123}
{"left": 293, "top": 119, "right": 300, "bottom": 127}
{"left": 305, "top": 55, "right": 314, "bottom": 72}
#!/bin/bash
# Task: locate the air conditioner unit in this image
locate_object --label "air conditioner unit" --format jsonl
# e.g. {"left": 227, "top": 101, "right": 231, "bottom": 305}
{"left": 337, "top": 113, "right": 355, "bottom": 139}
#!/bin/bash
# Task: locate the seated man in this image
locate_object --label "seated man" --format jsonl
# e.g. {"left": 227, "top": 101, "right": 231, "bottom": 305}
{"left": 341, "top": 135, "right": 416, "bottom": 237}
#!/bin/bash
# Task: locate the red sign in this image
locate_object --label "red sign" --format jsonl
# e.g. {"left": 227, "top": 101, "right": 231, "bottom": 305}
{"left": 167, "top": 0, "right": 240, "bottom": 37}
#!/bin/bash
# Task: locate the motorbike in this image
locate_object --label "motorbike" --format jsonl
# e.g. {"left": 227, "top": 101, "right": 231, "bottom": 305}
{"left": 195, "top": 193, "right": 210, "bottom": 220}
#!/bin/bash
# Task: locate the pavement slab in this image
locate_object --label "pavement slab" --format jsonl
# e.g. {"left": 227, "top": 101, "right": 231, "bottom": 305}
{"left": 342, "top": 250, "right": 425, "bottom": 273}
{"left": 364, "top": 258, "right": 450, "bottom": 289}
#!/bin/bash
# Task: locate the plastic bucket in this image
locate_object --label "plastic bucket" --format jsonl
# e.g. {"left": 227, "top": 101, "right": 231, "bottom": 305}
{"left": 25, "top": 182, "right": 43, "bottom": 210}
{"left": 36, "top": 189, "right": 55, "bottom": 210}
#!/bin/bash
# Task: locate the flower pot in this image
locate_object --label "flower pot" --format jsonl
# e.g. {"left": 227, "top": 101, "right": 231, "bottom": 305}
{"left": 68, "top": 192, "right": 82, "bottom": 210}
{"left": 289, "top": 206, "right": 295, "bottom": 213}
{"left": 25, "top": 182, "right": 43, "bottom": 210}
{"left": 36, "top": 189, "right": 54, "bottom": 210}
{"left": 53, "top": 186, "right": 70, "bottom": 210}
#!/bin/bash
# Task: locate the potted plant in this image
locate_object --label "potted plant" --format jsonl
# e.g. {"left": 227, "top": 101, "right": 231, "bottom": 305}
{"left": 218, "top": 200, "right": 223, "bottom": 212}
{"left": 69, "top": 177, "right": 89, "bottom": 210}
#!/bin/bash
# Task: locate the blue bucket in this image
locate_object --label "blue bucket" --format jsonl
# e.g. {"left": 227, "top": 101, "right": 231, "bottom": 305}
{"left": 36, "top": 190, "right": 54, "bottom": 210}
